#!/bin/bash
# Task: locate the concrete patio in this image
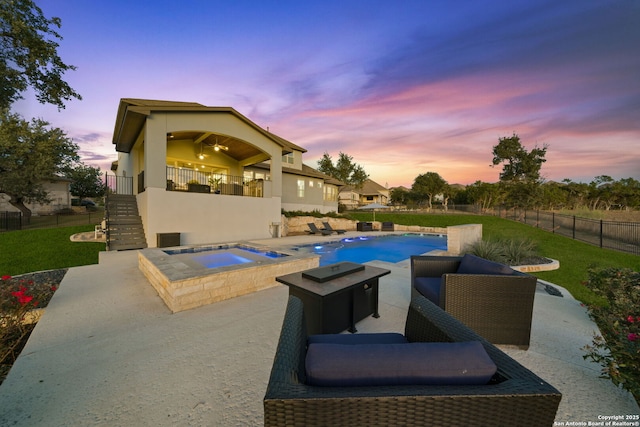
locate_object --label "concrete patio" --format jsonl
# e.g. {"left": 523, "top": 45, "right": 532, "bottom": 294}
{"left": 0, "top": 233, "right": 638, "bottom": 425}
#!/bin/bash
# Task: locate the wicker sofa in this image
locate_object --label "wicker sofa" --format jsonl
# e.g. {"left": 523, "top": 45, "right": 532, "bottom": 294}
{"left": 263, "top": 294, "right": 561, "bottom": 427}
{"left": 411, "top": 254, "right": 537, "bottom": 349}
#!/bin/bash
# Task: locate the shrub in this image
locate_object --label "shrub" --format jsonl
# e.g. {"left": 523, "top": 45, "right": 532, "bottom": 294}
{"left": 501, "top": 238, "right": 538, "bottom": 265}
{"left": 466, "top": 239, "right": 505, "bottom": 263}
{"left": 582, "top": 267, "right": 640, "bottom": 404}
{"left": 465, "top": 238, "right": 539, "bottom": 265}
{"left": 281, "top": 210, "right": 350, "bottom": 219}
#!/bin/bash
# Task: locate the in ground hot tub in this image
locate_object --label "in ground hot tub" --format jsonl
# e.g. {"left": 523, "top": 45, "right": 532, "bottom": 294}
{"left": 139, "top": 243, "right": 319, "bottom": 313}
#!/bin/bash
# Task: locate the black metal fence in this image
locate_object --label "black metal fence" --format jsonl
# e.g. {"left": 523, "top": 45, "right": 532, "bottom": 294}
{"left": 1, "top": 210, "right": 104, "bottom": 232}
{"left": 456, "top": 205, "right": 640, "bottom": 256}
{"left": 1, "top": 211, "right": 22, "bottom": 231}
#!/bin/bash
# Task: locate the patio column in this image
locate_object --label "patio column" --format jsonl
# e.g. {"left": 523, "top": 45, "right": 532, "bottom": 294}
{"left": 144, "top": 114, "right": 169, "bottom": 190}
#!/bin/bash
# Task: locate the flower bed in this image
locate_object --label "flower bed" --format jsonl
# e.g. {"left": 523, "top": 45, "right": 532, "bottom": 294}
{"left": 582, "top": 267, "right": 640, "bottom": 405}
{"left": 1, "top": 270, "right": 66, "bottom": 385}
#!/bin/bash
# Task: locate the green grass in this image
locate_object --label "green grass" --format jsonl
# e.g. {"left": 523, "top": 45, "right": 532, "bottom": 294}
{"left": 351, "top": 212, "right": 640, "bottom": 306}
{"left": 0, "top": 225, "right": 105, "bottom": 276}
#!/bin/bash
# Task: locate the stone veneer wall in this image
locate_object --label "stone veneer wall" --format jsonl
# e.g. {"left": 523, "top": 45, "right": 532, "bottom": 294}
{"left": 139, "top": 252, "right": 318, "bottom": 313}
{"left": 445, "top": 224, "right": 482, "bottom": 255}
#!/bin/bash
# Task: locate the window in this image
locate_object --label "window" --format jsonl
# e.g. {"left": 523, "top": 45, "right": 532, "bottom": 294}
{"left": 309, "top": 180, "right": 314, "bottom": 188}
{"left": 297, "top": 179, "right": 305, "bottom": 198}
{"left": 282, "top": 153, "right": 294, "bottom": 164}
{"left": 324, "top": 185, "right": 337, "bottom": 202}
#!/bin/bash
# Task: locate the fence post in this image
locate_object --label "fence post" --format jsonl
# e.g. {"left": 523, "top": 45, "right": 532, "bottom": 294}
{"left": 600, "top": 220, "right": 603, "bottom": 248}
{"left": 573, "top": 216, "right": 576, "bottom": 239}
{"left": 552, "top": 212, "right": 555, "bottom": 233}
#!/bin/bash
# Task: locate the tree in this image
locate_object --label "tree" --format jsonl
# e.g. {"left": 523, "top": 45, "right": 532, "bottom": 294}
{"left": 67, "top": 164, "right": 105, "bottom": 202}
{"left": 0, "top": 112, "right": 79, "bottom": 220}
{"left": 410, "top": 172, "right": 446, "bottom": 210}
{"left": 389, "top": 187, "right": 409, "bottom": 206}
{"left": 492, "top": 133, "right": 548, "bottom": 209}
{"left": 491, "top": 133, "right": 547, "bottom": 183}
{"left": 317, "top": 152, "right": 368, "bottom": 192}
{"left": 0, "top": 0, "right": 81, "bottom": 111}
{"left": 463, "top": 181, "right": 502, "bottom": 212}
{"left": 440, "top": 184, "right": 459, "bottom": 212}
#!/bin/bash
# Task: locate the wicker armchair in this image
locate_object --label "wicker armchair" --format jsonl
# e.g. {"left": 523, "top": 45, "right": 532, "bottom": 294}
{"left": 263, "top": 295, "right": 561, "bottom": 427}
{"left": 411, "top": 255, "right": 537, "bottom": 349}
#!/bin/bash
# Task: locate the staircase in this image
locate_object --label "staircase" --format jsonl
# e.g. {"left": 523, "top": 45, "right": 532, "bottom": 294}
{"left": 105, "top": 194, "right": 147, "bottom": 251}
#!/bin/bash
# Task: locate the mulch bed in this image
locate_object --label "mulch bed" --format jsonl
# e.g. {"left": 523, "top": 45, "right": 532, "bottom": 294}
{"left": 0, "top": 269, "right": 67, "bottom": 385}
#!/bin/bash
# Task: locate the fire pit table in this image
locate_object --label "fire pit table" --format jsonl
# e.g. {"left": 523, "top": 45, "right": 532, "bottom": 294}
{"left": 276, "top": 262, "right": 390, "bottom": 335}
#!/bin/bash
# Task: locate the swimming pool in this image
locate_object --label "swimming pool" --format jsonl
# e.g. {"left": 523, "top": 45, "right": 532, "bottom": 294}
{"left": 293, "top": 233, "right": 447, "bottom": 265}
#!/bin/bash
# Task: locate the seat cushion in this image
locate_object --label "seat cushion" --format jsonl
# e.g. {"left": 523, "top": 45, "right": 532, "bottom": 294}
{"left": 306, "top": 341, "right": 497, "bottom": 387}
{"left": 308, "top": 333, "right": 408, "bottom": 346}
{"left": 457, "top": 254, "right": 514, "bottom": 275}
{"left": 414, "top": 277, "right": 442, "bottom": 304}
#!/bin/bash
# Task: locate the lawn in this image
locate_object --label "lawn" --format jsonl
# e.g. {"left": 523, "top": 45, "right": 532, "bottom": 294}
{"left": 0, "top": 225, "right": 105, "bottom": 276}
{"left": 352, "top": 212, "right": 640, "bottom": 306}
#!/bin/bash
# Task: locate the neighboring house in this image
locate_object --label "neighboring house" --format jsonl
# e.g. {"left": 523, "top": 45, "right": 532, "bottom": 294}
{"left": 110, "top": 98, "right": 342, "bottom": 247}
{"left": 339, "top": 178, "right": 390, "bottom": 209}
{"left": 0, "top": 177, "right": 72, "bottom": 215}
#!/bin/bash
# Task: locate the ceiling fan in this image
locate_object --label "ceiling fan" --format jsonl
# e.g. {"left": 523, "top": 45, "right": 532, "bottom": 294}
{"left": 197, "top": 139, "right": 229, "bottom": 159}
{"left": 212, "top": 141, "right": 229, "bottom": 152}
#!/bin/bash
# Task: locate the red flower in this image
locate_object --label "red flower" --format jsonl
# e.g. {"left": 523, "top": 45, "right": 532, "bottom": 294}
{"left": 628, "top": 333, "right": 638, "bottom": 342}
{"left": 1, "top": 275, "right": 11, "bottom": 281}
{"left": 628, "top": 315, "right": 636, "bottom": 323}
{"left": 11, "top": 287, "right": 33, "bottom": 306}
{"left": 51, "top": 286, "right": 57, "bottom": 292}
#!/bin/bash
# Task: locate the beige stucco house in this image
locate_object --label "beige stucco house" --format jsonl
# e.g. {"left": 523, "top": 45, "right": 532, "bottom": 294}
{"left": 109, "top": 99, "right": 342, "bottom": 248}
{"left": 339, "top": 178, "right": 390, "bottom": 209}
{"left": 0, "top": 177, "right": 72, "bottom": 215}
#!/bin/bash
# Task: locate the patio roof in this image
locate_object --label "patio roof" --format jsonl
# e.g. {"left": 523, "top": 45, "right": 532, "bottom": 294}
{"left": 112, "top": 98, "right": 307, "bottom": 156}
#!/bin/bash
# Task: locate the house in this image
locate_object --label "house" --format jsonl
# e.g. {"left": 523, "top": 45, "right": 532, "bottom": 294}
{"left": 109, "top": 99, "right": 342, "bottom": 248}
{"left": 0, "top": 177, "right": 72, "bottom": 215}
{"left": 339, "top": 178, "right": 390, "bottom": 209}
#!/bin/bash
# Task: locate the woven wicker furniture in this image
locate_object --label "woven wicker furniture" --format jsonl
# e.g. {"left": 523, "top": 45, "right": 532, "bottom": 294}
{"left": 263, "top": 294, "right": 561, "bottom": 427}
{"left": 411, "top": 255, "right": 537, "bottom": 349}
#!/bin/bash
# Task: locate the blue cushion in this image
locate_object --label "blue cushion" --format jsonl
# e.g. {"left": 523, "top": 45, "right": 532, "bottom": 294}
{"left": 305, "top": 341, "right": 497, "bottom": 387}
{"left": 457, "top": 254, "right": 514, "bottom": 275}
{"left": 414, "top": 277, "right": 442, "bottom": 304}
{"left": 308, "top": 333, "right": 408, "bottom": 346}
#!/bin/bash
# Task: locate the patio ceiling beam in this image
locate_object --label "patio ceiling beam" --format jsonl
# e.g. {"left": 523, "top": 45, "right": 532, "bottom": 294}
{"left": 193, "top": 132, "right": 213, "bottom": 144}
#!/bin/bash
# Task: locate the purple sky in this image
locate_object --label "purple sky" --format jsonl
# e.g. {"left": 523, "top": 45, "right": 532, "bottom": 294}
{"left": 14, "top": 0, "right": 640, "bottom": 187}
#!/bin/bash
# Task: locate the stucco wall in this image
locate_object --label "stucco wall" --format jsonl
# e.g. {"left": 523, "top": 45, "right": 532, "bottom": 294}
{"left": 139, "top": 188, "right": 281, "bottom": 247}
{"left": 0, "top": 180, "right": 71, "bottom": 215}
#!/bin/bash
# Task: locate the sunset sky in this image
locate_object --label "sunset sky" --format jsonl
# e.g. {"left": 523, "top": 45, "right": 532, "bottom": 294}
{"left": 13, "top": 0, "right": 640, "bottom": 187}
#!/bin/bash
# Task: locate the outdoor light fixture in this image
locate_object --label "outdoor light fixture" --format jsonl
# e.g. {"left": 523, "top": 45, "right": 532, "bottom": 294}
{"left": 213, "top": 142, "right": 229, "bottom": 151}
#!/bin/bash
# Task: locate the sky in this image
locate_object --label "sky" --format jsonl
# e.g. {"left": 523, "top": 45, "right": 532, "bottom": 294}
{"left": 13, "top": 0, "right": 640, "bottom": 188}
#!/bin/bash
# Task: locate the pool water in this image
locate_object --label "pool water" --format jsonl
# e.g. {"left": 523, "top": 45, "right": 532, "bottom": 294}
{"left": 294, "top": 234, "right": 446, "bottom": 265}
{"left": 193, "top": 252, "right": 254, "bottom": 268}
{"left": 163, "top": 244, "right": 288, "bottom": 269}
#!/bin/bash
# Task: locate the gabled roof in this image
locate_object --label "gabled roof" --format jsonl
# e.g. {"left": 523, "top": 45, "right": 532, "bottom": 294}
{"left": 112, "top": 98, "right": 306, "bottom": 154}
{"left": 342, "top": 178, "right": 388, "bottom": 195}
